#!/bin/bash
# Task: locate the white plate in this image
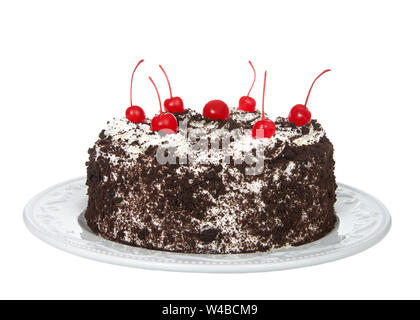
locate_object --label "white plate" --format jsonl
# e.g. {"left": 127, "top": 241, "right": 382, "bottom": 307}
{"left": 23, "top": 177, "right": 391, "bottom": 273}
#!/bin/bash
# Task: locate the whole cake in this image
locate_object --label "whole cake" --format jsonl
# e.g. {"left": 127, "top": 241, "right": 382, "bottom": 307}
{"left": 85, "top": 60, "right": 337, "bottom": 254}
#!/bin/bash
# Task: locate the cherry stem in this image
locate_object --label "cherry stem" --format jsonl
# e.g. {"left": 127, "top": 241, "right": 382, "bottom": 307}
{"left": 149, "top": 76, "right": 163, "bottom": 114}
{"left": 304, "top": 69, "right": 331, "bottom": 107}
{"left": 130, "top": 59, "right": 144, "bottom": 106}
{"left": 247, "top": 60, "right": 256, "bottom": 97}
{"left": 262, "top": 71, "right": 267, "bottom": 120}
{"left": 159, "top": 65, "right": 173, "bottom": 98}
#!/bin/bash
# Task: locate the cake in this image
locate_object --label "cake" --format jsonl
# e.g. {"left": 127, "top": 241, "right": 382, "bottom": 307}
{"left": 85, "top": 60, "right": 337, "bottom": 254}
{"left": 85, "top": 107, "right": 337, "bottom": 253}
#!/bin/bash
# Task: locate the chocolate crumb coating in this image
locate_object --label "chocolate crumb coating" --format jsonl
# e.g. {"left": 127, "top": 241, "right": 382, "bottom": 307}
{"left": 85, "top": 108, "right": 337, "bottom": 253}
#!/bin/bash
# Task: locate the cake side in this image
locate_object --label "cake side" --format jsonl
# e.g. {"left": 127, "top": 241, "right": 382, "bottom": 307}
{"left": 85, "top": 108, "right": 337, "bottom": 253}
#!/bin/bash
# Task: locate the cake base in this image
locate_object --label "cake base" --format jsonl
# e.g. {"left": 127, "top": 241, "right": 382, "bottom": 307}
{"left": 85, "top": 109, "right": 337, "bottom": 254}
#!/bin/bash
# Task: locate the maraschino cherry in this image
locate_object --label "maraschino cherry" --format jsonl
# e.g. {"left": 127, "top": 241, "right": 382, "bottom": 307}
{"left": 203, "top": 100, "right": 230, "bottom": 120}
{"left": 252, "top": 71, "right": 276, "bottom": 139}
{"left": 159, "top": 65, "right": 184, "bottom": 113}
{"left": 149, "top": 76, "right": 178, "bottom": 133}
{"left": 126, "top": 59, "right": 146, "bottom": 123}
{"left": 238, "top": 60, "right": 257, "bottom": 112}
{"left": 288, "top": 69, "right": 331, "bottom": 127}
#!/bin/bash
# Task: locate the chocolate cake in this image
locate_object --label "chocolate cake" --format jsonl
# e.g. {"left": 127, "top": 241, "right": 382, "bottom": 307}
{"left": 85, "top": 108, "right": 337, "bottom": 254}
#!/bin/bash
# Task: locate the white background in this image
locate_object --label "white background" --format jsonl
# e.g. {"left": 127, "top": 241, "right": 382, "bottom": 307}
{"left": 1, "top": 0, "right": 419, "bottom": 300}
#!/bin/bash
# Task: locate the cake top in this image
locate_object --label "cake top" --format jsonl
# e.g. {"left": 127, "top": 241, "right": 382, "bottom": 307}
{"left": 96, "top": 108, "right": 325, "bottom": 167}
{"left": 123, "top": 59, "right": 331, "bottom": 140}
{"left": 94, "top": 59, "right": 331, "bottom": 171}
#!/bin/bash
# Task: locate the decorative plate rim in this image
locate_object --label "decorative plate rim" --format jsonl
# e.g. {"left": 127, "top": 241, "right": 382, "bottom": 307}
{"left": 23, "top": 177, "right": 391, "bottom": 273}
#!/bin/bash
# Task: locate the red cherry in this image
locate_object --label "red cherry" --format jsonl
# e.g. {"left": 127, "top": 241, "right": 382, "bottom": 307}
{"left": 252, "top": 119, "right": 276, "bottom": 139}
{"left": 149, "top": 76, "right": 178, "bottom": 133}
{"left": 288, "top": 69, "right": 331, "bottom": 126}
{"left": 126, "top": 59, "right": 146, "bottom": 123}
{"left": 288, "top": 104, "right": 311, "bottom": 127}
{"left": 203, "top": 100, "right": 230, "bottom": 120}
{"left": 150, "top": 113, "right": 178, "bottom": 133}
{"left": 238, "top": 60, "right": 257, "bottom": 112}
{"left": 252, "top": 71, "right": 276, "bottom": 139}
{"left": 164, "top": 96, "right": 184, "bottom": 113}
{"left": 159, "top": 65, "right": 184, "bottom": 113}
{"left": 126, "top": 105, "right": 145, "bottom": 123}
{"left": 239, "top": 96, "right": 256, "bottom": 112}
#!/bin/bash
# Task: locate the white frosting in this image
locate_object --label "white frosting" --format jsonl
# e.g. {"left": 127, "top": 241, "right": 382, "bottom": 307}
{"left": 285, "top": 161, "right": 296, "bottom": 176}
{"left": 100, "top": 109, "right": 326, "bottom": 163}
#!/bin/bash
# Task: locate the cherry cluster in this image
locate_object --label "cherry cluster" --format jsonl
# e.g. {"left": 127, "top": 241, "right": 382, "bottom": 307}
{"left": 125, "top": 59, "right": 330, "bottom": 139}
{"left": 125, "top": 60, "right": 182, "bottom": 133}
